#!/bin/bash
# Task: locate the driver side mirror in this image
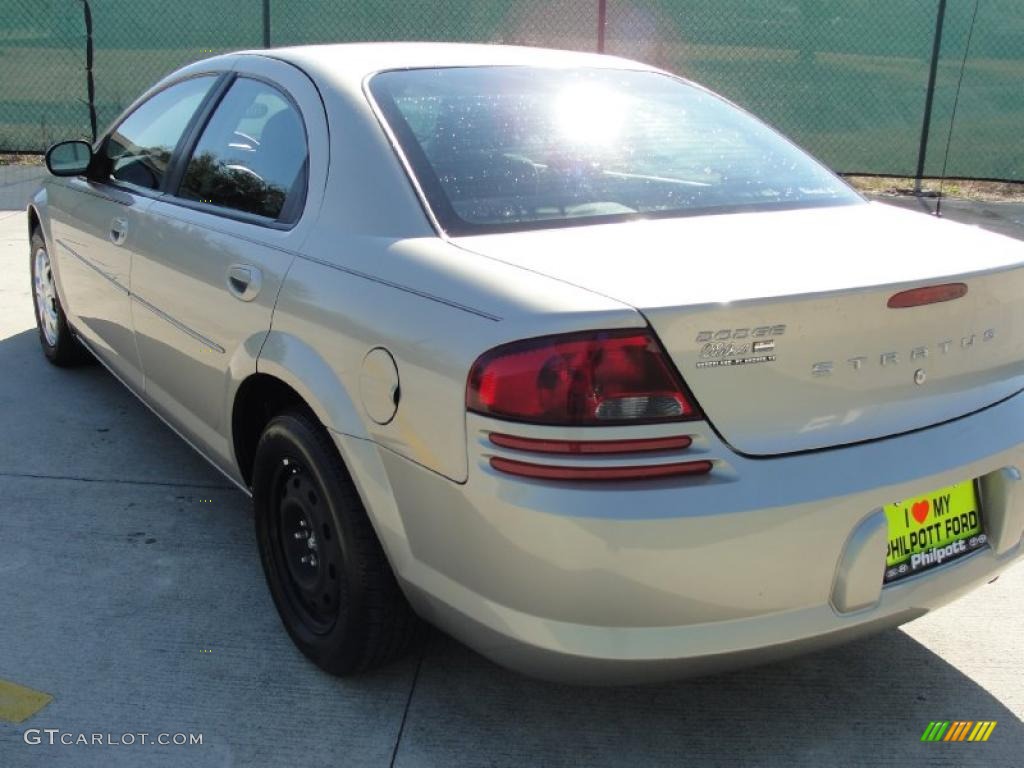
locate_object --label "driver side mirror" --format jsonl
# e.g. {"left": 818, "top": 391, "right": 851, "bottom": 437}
{"left": 45, "top": 140, "right": 93, "bottom": 177}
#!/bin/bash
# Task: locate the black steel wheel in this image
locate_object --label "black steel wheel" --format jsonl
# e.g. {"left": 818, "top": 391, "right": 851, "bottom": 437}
{"left": 267, "top": 458, "right": 342, "bottom": 634}
{"left": 253, "top": 409, "right": 423, "bottom": 675}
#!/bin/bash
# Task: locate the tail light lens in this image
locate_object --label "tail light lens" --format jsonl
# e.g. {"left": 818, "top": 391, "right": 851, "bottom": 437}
{"left": 488, "top": 433, "right": 693, "bottom": 454}
{"left": 489, "top": 457, "right": 713, "bottom": 481}
{"left": 466, "top": 329, "right": 700, "bottom": 425}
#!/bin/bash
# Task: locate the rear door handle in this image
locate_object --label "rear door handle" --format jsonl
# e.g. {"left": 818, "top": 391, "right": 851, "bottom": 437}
{"left": 226, "top": 264, "right": 262, "bottom": 302}
{"left": 109, "top": 217, "right": 128, "bottom": 246}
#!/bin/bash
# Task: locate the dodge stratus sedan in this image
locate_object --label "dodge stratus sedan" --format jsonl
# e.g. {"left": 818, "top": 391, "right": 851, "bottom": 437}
{"left": 30, "top": 43, "right": 1024, "bottom": 683}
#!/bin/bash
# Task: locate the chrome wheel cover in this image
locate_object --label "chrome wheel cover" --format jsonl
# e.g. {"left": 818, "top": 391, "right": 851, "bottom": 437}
{"left": 33, "top": 247, "right": 59, "bottom": 347}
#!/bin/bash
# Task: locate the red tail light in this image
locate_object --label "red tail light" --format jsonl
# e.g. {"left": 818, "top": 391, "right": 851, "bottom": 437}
{"left": 489, "top": 433, "right": 693, "bottom": 454}
{"left": 490, "top": 457, "right": 713, "bottom": 481}
{"left": 466, "top": 330, "right": 700, "bottom": 425}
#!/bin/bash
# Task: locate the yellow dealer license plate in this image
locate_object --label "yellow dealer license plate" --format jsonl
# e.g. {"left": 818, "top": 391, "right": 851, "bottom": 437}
{"left": 883, "top": 480, "right": 986, "bottom": 584}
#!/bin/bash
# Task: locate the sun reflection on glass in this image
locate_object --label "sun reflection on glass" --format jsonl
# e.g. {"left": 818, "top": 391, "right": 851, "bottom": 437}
{"left": 553, "top": 84, "right": 626, "bottom": 146}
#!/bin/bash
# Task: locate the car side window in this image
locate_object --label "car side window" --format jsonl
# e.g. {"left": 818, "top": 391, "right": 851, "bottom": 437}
{"left": 178, "top": 78, "right": 307, "bottom": 221}
{"left": 103, "top": 76, "right": 217, "bottom": 191}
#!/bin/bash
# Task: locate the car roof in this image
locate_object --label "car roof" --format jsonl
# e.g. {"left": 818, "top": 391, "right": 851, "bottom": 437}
{"left": 241, "top": 41, "right": 657, "bottom": 90}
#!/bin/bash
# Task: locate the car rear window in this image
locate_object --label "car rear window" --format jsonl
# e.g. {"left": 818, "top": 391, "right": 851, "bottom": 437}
{"left": 369, "top": 66, "right": 861, "bottom": 235}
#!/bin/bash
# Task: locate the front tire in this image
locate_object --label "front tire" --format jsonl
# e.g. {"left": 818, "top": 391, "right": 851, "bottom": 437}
{"left": 253, "top": 410, "right": 422, "bottom": 675}
{"left": 30, "top": 230, "right": 90, "bottom": 366}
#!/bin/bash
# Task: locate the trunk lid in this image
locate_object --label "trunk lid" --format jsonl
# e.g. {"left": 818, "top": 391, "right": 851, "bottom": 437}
{"left": 454, "top": 202, "right": 1024, "bottom": 454}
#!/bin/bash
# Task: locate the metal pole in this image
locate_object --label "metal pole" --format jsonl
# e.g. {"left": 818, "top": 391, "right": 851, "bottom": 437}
{"left": 915, "top": 0, "right": 947, "bottom": 193}
{"left": 80, "top": 1, "right": 98, "bottom": 143}
{"left": 597, "top": 0, "right": 607, "bottom": 54}
{"left": 262, "top": 0, "right": 271, "bottom": 48}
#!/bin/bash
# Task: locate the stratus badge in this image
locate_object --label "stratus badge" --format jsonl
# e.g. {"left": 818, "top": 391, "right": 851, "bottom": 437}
{"left": 812, "top": 329, "right": 996, "bottom": 377}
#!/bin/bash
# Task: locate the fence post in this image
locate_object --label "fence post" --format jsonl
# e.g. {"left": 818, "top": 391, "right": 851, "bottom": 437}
{"left": 262, "top": 0, "right": 271, "bottom": 48}
{"left": 80, "top": 0, "right": 97, "bottom": 142}
{"left": 597, "top": 0, "right": 607, "bottom": 53}
{"left": 915, "top": 0, "right": 947, "bottom": 193}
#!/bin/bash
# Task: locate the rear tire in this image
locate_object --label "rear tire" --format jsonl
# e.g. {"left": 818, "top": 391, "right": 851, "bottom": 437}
{"left": 253, "top": 410, "right": 423, "bottom": 675}
{"left": 30, "top": 230, "right": 91, "bottom": 366}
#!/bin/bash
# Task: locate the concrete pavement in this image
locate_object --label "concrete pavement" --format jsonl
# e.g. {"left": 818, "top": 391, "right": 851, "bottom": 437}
{"left": 1, "top": 202, "right": 1022, "bottom": 767}
{"left": 0, "top": 166, "right": 45, "bottom": 212}
{"left": 869, "top": 193, "right": 1024, "bottom": 242}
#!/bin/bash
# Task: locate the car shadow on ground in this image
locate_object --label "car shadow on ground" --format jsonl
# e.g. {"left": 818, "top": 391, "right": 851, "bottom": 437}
{"left": 0, "top": 328, "right": 232, "bottom": 488}
{"left": 411, "top": 629, "right": 1022, "bottom": 765}
{"left": 1, "top": 325, "right": 1020, "bottom": 766}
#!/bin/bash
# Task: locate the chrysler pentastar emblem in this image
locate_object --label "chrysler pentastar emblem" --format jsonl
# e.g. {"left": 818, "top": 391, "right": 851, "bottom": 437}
{"left": 915, "top": 368, "right": 926, "bottom": 385}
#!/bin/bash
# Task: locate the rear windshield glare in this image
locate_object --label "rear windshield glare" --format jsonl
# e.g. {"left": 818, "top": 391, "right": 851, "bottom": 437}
{"left": 369, "top": 66, "right": 861, "bottom": 235}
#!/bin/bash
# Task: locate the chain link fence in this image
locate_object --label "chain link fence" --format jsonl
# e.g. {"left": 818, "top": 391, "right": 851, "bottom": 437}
{"left": 2, "top": 1, "right": 92, "bottom": 150}
{"left": 1, "top": 0, "right": 1021, "bottom": 181}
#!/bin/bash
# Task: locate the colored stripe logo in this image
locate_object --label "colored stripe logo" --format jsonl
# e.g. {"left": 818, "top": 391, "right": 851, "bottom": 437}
{"left": 921, "top": 721, "right": 997, "bottom": 742}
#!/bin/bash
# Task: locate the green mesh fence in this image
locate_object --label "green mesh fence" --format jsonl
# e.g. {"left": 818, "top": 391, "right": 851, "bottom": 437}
{"left": 936, "top": 0, "right": 1024, "bottom": 180}
{"left": 1, "top": 1, "right": 1022, "bottom": 181}
{"left": 1, "top": 1, "right": 93, "bottom": 149}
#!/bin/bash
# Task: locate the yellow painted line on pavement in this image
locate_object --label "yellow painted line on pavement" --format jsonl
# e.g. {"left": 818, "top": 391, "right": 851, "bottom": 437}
{"left": 0, "top": 679, "right": 53, "bottom": 723}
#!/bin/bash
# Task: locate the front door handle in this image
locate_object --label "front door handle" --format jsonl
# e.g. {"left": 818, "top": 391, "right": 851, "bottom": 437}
{"left": 226, "top": 264, "right": 262, "bottom": 302}
{"left": 109, "top": 217, "right": 128, "bottom": 246}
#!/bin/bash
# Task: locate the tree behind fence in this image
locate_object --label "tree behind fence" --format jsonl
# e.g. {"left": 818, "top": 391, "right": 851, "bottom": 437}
{"left": 1, "top": 0, "right": 1021, "bottom": 181}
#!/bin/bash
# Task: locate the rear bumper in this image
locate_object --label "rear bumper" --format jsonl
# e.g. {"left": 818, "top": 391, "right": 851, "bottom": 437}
{"left": 337, "top": 392, "right": 1024, "bottom": 684}
{"left": 401, "top": 540, "right": 1018, "bottom": 685}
